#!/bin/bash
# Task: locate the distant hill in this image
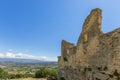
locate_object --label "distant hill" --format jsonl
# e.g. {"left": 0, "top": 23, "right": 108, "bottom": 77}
{"left": 0, "top": 58, "right": 57, "bottom": 66}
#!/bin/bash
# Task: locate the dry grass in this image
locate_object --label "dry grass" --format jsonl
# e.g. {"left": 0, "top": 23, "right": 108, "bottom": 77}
{"left": 10, "top": 78, "right": 46, "bottom": 80}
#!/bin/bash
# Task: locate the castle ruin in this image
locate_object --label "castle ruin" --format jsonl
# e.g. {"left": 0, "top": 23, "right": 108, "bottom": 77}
{"left": 58, "top": 8, "right": 120, "bottom": 80}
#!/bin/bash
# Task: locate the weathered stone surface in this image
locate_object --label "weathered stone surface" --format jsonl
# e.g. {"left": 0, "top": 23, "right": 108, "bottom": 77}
{"left": 58, "top": 8, "right": 120, "bottom": 80}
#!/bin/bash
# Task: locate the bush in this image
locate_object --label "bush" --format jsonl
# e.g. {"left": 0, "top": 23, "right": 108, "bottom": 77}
{"left": 35, "top": 67, "right": 49, "bottom": 78}
{"left": 47, "top": 70, "right": 58, "bottom": 80}
{"left": 8, "top": 74, "right": 16, "bottom": 79}
{"left": 49, "top": 70, "right": 58, "bottom": 78}
{"left": 15, "top": 73, "right": 25, "bottom": 78}
{"left": 35, "top": 67, "right": 58, "bottom": 80}
{"left": 0, "top": 68, "right": 9, "bottom": 79}
{"left": 24, "top": 73, "right": 34, "bottom": 78}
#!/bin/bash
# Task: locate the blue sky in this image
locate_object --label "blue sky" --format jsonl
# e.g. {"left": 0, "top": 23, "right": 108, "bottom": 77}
{"left": 0, "top": 0, "right": 120, "bottom": 61}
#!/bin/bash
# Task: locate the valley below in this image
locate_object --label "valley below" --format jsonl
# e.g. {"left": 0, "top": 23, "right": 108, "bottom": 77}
{"left": 0, "top": 58, "right": 58, "bottom": 80}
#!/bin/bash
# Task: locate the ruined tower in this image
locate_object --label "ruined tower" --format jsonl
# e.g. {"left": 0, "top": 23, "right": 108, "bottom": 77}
{"left": 58, "top": 8, "right": 120, "bottom": 80}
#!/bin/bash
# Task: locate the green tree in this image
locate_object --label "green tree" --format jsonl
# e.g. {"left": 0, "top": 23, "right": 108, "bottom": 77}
{"left": 49, "top": 70, "right": 58, "bottom": 78}
{"left": 35, "top": 67, "right": 49, "bottom": 78}
{"left": 47, "top": 70, "right": 58, "bottom": 80}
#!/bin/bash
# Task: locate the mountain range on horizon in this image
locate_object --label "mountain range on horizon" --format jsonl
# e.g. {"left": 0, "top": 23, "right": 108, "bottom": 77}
{"left": 0, "top": 57, "right": 57, "bottom": 64}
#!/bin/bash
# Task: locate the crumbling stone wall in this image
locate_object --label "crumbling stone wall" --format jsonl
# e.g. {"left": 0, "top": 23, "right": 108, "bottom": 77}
{"left": 58, "top": 8, "right": 120, "bottom": 80}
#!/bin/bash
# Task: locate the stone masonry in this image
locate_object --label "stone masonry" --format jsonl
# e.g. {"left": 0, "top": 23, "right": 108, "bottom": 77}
{"left": 58, "top": 8, "right": 120, "bottom": 80}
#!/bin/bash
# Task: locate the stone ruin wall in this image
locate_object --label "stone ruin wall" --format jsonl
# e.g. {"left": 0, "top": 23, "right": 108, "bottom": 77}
{"left": 58, "top": 8, "right": 120, "bottom": 80}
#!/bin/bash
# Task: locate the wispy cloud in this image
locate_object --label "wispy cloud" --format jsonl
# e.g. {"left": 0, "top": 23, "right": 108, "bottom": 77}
{"left": 0, "top": 52, "right": 57, "bottom": 61}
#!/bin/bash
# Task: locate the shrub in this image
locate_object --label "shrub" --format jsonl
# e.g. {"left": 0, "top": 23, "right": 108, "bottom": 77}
{"left": 47, "top": 70, "right": 58, "bottom": 80}
{"left": 35, "top": 67, "right": 58, "bottom": 80}
{"left": 35, "top": 67, "right": 49, "bottom": 78}
{"left": 0, "top": 68, "right": 9, "bottom": 79}
{"left": 8, "top": 74, "right": 16, "bottom": 79}
{"left": 15, "top": 73, "right": 25, "bottom": 78}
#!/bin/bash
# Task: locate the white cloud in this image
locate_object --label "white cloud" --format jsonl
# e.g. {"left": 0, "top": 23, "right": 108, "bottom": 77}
{"left": 0, "top": 54, "right": 4, "bottom": 57}
{"left": 0, "top": 52, "right": 57, "bottom": 61}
